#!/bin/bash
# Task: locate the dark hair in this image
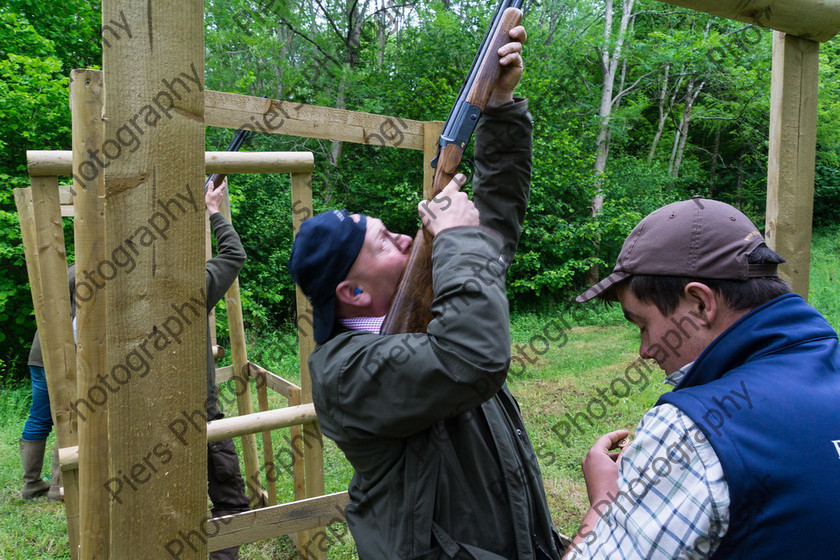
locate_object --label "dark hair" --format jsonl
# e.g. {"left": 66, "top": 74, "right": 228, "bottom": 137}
{"left": 619, "top": 245, "right": 792, "bottom": 316}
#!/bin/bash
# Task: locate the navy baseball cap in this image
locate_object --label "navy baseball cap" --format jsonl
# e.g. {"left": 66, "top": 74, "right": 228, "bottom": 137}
{"left": 289, "top": 210, "right": 367, "bottom": 343}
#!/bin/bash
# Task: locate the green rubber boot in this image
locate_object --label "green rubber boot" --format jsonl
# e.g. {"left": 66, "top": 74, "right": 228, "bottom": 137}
{"left": 47, "top": 445, "right": 62, "bottom": 502}
{"left": 20, "top": 439, "right": 50, "bottom": 499}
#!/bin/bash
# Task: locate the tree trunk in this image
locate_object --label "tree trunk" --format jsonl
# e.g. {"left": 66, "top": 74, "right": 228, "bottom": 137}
{"left": 708, "top": 128, "right": 721, "bottom": 196}
{"left": 329, "top": 0, "right": 367, "bottom": 166}
{"left": 648, "top": 64, "right": 684, "bottom": 164}
{"left": 587, "top": 0, "right": 635, "bottom": 284}
{"left": 669, "top": 78, "right": 704, "bottom": 178}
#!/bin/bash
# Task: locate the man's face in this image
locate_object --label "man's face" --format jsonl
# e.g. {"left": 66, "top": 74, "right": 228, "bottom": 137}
{"left": 347, "top": 215, "right": 412, "bottom": 310}
{"left": 616, "top": 284, "right": 709, "bottom": 375}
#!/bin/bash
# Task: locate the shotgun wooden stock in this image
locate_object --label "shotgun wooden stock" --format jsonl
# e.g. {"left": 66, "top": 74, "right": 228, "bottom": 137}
{"left": 380, "top": 5, "right": 523, "bottom": 335}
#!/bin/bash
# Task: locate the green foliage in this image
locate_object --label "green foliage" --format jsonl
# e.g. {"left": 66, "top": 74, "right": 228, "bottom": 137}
{"left": 1, "top": 0, "right": 839, "bottom": 368}
{"left": 0, "top": 8, "right": 86, "bottom": 378}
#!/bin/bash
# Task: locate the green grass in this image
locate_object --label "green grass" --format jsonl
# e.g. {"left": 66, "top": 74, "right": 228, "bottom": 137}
{"left": 2, "top": 229, "right": 839, "bottom": 557}
{"left": 809, "top": 227, "right": 840, "bottom": 329}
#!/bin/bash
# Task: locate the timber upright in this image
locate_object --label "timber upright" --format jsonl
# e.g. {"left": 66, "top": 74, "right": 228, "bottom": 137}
{"left": 380, "top": 0, "right": 524, "bottom": 335}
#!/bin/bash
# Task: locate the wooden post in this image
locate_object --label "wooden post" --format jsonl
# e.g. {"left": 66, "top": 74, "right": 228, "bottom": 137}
{"left": 219, "top": 189, "right": 266, "bottom": 508}
{"left": 70, "top": 68, "right": 110, "bottom": 559}
{"left": 256, "top": 373, "right": 278, "bottom": 506}
{"left": 102, "top": 2, "right": 206, "bottom": 558}
{"left": 290, "top": 171, "right": 326, "bottom": 559}
{"left": 765, "top": 32, "right": 820, "bottom": 298}
{"left": 423, "top": 122, "right": 444, "bottom": 200}
{"left": 23, "top": 178, "right": 82, "bottom": 559}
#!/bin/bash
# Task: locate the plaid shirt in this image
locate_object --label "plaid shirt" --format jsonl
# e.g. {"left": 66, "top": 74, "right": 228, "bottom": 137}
{"left": 568, "top": 368, "right": 730, "bottom": 559}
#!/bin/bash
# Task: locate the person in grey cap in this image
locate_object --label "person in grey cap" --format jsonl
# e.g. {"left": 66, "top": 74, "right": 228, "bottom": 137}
{"left": 564, "top": 199, "right": 840, "bottom": 559}
{"left": 289, "top": 25, "right": 564, "bottom": 560}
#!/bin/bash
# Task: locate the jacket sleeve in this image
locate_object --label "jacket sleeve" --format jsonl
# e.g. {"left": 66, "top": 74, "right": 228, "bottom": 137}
{"left": 205, "top": 212, "right": 247, "bottom": 312}
{"left": 310, "top": 228, "right": 511, "bottom": 440}
{"left": 472, "top": 98, "right": 533, "bottom": 264}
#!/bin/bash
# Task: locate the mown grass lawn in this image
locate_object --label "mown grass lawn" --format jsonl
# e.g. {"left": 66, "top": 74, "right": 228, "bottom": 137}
{"left": 1, "top": 230, "right": 838, "bottom": 558}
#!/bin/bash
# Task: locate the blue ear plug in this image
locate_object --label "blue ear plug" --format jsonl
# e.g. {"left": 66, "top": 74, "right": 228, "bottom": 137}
{"left": 354, "top": 288, "right": 363, "bottom": 295}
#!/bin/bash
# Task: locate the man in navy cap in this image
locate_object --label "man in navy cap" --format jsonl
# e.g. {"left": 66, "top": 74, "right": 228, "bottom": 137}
{"left": 565, "top": 199, "right": 840, "bottom": 558}
{"left": 289, "top": 25, "right": 564, "bottom": 560}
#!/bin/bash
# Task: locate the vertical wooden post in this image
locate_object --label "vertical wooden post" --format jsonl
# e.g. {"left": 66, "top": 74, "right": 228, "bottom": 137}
{"left": 291, "top": 171, "right": 326, "bottom": 559}
{"left": 256, "top": 375, "right": 278, "bottom": 506}
{"left": 765, "top": 31, "right": 819, "bottom": 298}
{"left": 422, "top": 122, "right": 444, "bottom": 200}
{"left": 219, "top": 190, "right": 266, "bottom": 508}
{"left": 24, "top": 178, "right": 82, "bottom": 559}
{"left": 102, "top": 2, "right": 206, "bottom": 558}
{"left": 71, "top": 68, "right": 110, "bottom": 559}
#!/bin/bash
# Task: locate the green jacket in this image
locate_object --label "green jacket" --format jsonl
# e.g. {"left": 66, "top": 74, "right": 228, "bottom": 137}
{"left": 205, "top": 212, "right": 246, "bottom": 418}
{"left": 309, "top": 101, "right": 563, "bottom": 559}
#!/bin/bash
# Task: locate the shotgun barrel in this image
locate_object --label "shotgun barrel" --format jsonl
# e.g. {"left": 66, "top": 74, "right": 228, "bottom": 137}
{"left": 205, "top": 127, "right": 253, "bottom": 191}
{"left": 381, "top": 3, "right": 524, "bottom": 335}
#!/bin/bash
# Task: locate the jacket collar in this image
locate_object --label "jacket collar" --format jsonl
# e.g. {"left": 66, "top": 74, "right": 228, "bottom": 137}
{"left": 675, "top": 293, "right": 837, "bottom": 391}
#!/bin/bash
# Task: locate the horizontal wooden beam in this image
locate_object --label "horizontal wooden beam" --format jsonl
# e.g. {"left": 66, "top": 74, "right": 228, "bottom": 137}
{"left": 655, "top": 0, "right": 840, "bottom": 42}
{"left": 207, "top": 492, "right": 350, "bottom": 552}
{"left": 215, "top": 365, "right": 234, "bottom": 384}
{"left": 60, "top": 403, "right": 318, "bottom": 471}
{"left": 206, "top": 403, "right": 318, "bottom": 442}
{"left": 27, "top": 150, "right": 314, "bottom": 176}
{"left": 248, "top": 361, "right": 300, "bottom": 400}
{"left": 205, "top": 90, "right": 426, "bottom": 151}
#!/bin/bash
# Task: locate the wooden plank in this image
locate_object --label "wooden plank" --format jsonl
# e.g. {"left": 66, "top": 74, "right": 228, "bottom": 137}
{"left": 206, "top": 404, "right": 318, "bottom": 443}
{"left": 765, "top": 32, "right": 819, "bottom": 298}
{"left": 289, "top": 385, "right": 306, "bottom": 550}
{"left": 290, "top": 172, "right": 327, "bottom": 559}
{"left": 256, "top": 376, "right": 278, "bottom": 506}
{"left": 16, "top": 187, "right": 80, "bottom": 558}
{"left": 102, "top": 1, "right": 206, "bottom": 558}
{"left": 205, "top": 90, "right": 426, "bottom": 150}
{"left": 28, "top": 150, "right": 314, "bottom": 176}
{"left": 218, "top": 189, "right": 266, "bottom": 508}
{"left": 248, "top": 361, "right": 300, "bottom": 400}
{"left": 215, "top": 365, "right": 234, "bottom": 384}
{"left": 59, "top": 184, "right": 75, "bottom": 205}
{"left": 654, "top": 0, "right": 840, "bottom": 42}
{"left": 206, "top": 492, "right": 349, "bottom": 552}
{"left": 71, "top": 67, "right": 110, "bottom": 560}
{"left": 25, "top": 177, "right": 82, "bottom": 559}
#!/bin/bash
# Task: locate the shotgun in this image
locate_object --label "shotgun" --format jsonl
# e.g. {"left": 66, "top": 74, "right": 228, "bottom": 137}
{"left": 205, "top": 125, "right": 253, "bottom": 191}
{"left": 380, "top": 1, "right": 524, "bottom": 335}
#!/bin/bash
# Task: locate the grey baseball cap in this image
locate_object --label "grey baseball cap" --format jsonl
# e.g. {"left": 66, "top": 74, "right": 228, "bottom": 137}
{"left": 576, "top": 197, "right": 780, "bottom": 303}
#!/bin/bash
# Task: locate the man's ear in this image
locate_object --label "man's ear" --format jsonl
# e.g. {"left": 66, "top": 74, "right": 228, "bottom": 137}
{"left": 683, "top": 282, "right": 717, "bottom": 327}
{"left": 336, "top": 280, "right": 370, "bottom": 307}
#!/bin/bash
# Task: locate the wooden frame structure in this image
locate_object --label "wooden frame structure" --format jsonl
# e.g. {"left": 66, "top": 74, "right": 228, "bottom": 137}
{"left": 17, "top": 67, "right": 443, "bottom": 560}
{"left": 14, "top": 0, "right": 840, "bottom": 558}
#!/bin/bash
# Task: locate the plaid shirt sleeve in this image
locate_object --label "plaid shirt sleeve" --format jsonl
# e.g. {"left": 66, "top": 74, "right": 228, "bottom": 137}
{"left": 568, "top": 404, "right": 730, "bottom": 559}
